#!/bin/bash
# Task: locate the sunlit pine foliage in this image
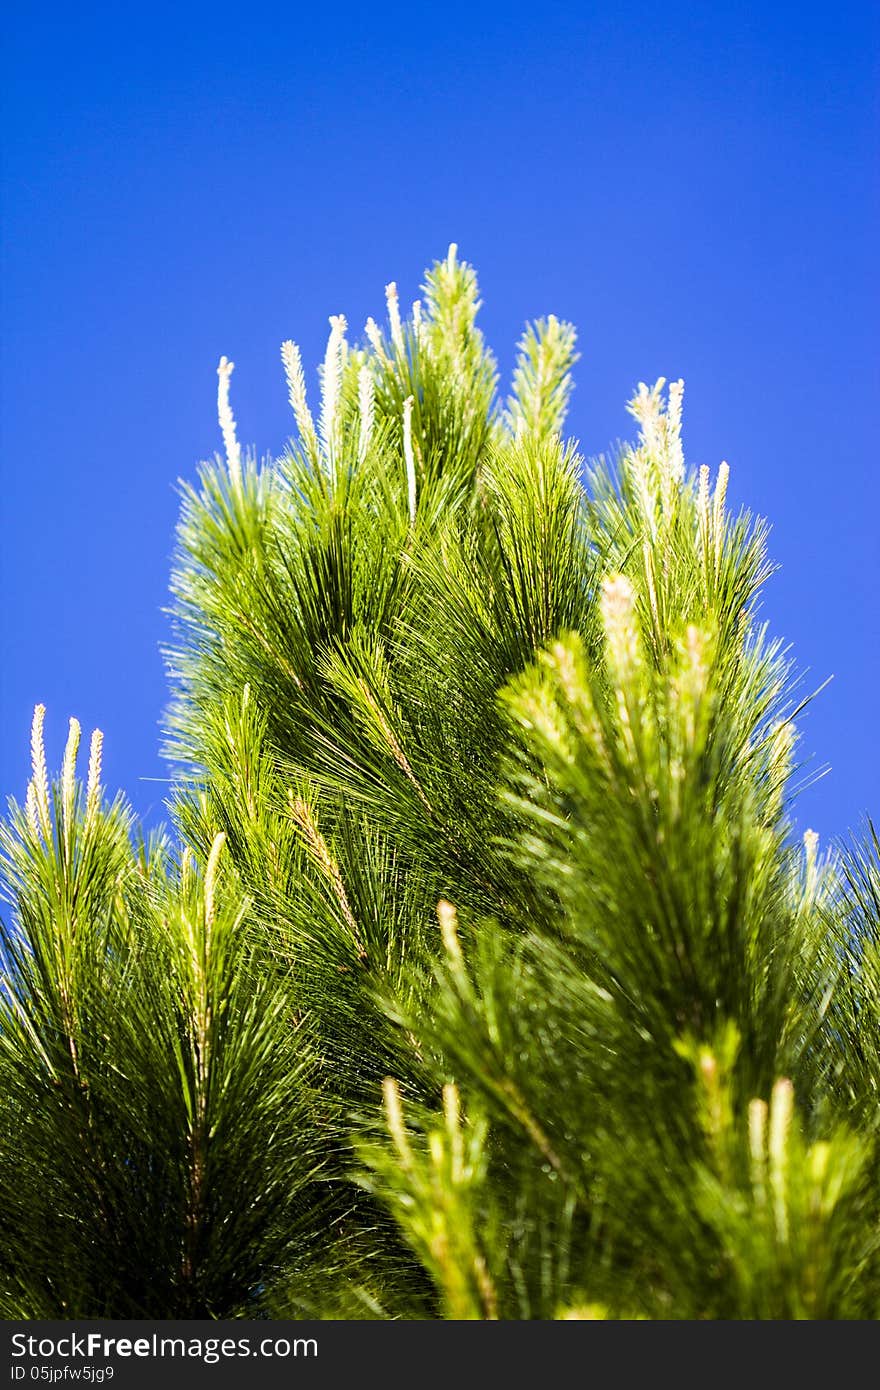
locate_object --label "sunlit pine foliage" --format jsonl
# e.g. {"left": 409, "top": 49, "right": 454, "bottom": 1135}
{"left": 2, "top": 248, "right": 878, "bottom": 1319}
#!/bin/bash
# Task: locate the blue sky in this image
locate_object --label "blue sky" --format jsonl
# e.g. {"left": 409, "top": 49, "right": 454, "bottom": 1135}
{"left": 2, "top": 1, "right": 877, "bottom": 841}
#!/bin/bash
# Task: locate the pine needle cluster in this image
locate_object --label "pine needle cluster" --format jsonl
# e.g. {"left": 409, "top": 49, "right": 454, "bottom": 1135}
{"left": 2, "top": 249, "right": 878, "bottom": 1319}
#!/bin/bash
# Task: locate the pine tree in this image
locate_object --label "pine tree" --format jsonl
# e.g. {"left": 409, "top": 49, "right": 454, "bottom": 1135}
{"left": 2, "top": 248, "right": 878, "bottom": 1318}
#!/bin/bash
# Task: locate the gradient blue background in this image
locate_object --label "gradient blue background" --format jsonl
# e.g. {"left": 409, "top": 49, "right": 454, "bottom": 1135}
{"left": 2, "top": 1, "right": 877, "bottom": 840}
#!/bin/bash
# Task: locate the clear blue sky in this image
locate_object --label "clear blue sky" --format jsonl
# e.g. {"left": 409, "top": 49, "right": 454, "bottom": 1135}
{"left": 2, "top": 1, "right": 877, "bottom": 842}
